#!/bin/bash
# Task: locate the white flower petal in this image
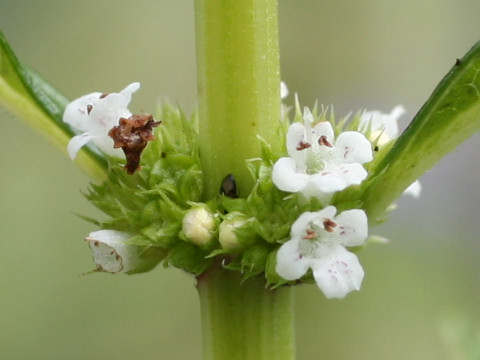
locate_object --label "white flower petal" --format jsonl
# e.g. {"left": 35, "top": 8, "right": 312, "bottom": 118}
{"left": 120, "top": 82, "right": 140, "bottom": 100}
{"left": 85, "top": 230, "right": 134, "bottom": 274}
{"left": 404, "top": 180, "right": 422, "bottom": 198}
{"left": 63, "top": 82, "right": 140, "bottom": 159}
{"left": 303, "top": 107, "right": 314, "bottom": 125}
{"left": 309, "top": 170, "right": 349, "bottom": 193}
{"left": 272, "top": 157, "right": 309, "bottom": 192}
{"left": 286, "top": 122, "right": 308, "bottom": 160}
{"left": 67, "top": 133, "right": 94, "bottom": 159}
{"left": 332, "top": 209, "right": 368, "bottom": 247}
{"left": 334, "top": 131, "right": 373, "bottom": 164}
{"left": 91, "top": 134, "right": 123, "bottom": 158}
{"left": 62, "top": 92, "right": 103, "bottom": 130}
{"left": 280, "top": 82, "right": 289, "bottom": 99}
{"left": 290, "top": 207, "right": 337, "bottom": 238}
{"left": 383, "top": 105, "right": 406, "bottom": 137}
{"left": 330, "top": 163, "right": 368, "bottom": 186}
{"left": 309, "top": 163, "right": 367, "bottom": 193}
{"left": 311, "top": 245, "right": 364, "bottom": 299}
{"left": 276, "top": 239, "right": 310, "bottom": 280}
{"left": 312, "top": 121, "right": 335, "bottom": 145}
{"left": 360, "top": 105, "right": 405, "bottom": 138}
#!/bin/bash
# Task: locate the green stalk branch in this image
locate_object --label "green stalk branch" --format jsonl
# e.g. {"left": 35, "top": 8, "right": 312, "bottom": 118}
{"left": 362, "top": 41, "right": 480, "bottom": 223}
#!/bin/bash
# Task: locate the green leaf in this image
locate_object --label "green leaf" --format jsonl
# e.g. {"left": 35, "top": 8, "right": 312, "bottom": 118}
{"left": 0, "top": 30, "right": 107, "bottom": 180}
{"left": 363, "top": 41, "right": 480, "bottom": 223}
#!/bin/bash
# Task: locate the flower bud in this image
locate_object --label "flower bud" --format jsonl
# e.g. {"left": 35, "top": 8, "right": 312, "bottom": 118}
{"left": 218, "top": 212, "right": 256, "bottom": 251}
{"left": 182, "top": 207, "right": 215, "bottom": 246}
{"left": 85, "top": 229, "right": 158, "bottom": 274}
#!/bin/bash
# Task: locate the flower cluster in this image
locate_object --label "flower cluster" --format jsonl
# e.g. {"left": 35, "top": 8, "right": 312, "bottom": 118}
{"left": 64, "top": 83, "right": 418, "bottom": 299}
{"left": 271, "top": 98, "right": 419, "bottom": 298}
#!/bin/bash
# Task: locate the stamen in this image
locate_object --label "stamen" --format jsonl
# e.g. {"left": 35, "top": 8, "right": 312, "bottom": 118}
{"left": 296, "top": 141, "right": 312, "bottom": 151}
{"left": 323, "top": 218, "right": 337, "bottom": 232}
{"left": 86, "top": 104, "right": 93, "bottom": 115}
{"left": 303, "top": 229, "right": 317, "bottom": 240}
{"left": 318, "top": 135, "right": 333, "bottom": 147}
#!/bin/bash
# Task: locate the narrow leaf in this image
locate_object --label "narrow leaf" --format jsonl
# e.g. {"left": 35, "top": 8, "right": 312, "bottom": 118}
{"left": 363, "top": 41, "right": 480, "bottom": 223}
{"left": 0, "top": 30, "right": 107, "bottom": 181}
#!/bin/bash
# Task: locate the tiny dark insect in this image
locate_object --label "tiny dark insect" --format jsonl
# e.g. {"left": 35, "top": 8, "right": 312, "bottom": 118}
{"left": 220, "top": 174, "right": 238, "bottom": 198}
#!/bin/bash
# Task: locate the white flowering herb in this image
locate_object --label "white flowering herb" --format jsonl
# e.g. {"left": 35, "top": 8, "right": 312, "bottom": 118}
{"left": 276, "top": 206, "right": 368, "bottom": 299}
{"left": 63, "top": 82, "right": 140, "bottom": 159}
{"left": 272, "top": 107, "right": 373, "bottom": 199}
{"left": 3, "top": 8, "right": 480, "bottom": 359}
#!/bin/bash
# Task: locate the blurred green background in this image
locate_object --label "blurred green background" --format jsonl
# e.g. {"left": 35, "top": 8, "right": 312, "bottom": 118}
{"left": 1, "top": 1, "right": 480, "bottom": 359}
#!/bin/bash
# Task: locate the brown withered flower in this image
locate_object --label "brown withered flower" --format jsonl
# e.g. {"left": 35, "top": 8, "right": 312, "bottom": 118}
{"left": 108, "top": 114, "right": 161, "bottom": 174}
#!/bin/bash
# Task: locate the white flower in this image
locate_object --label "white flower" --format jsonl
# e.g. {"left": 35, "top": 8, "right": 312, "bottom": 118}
{"left": 85, "top": 229, "right": 140, "bottom": 274}
{"left": 182, "top": 208, "right": 215, "bottom": 246}
{"left": 280, "top": 81, "right": 289, "bottom": 99}
{"left": 63, "top": 82, "right": 140, "bottom": 159}
{"left": 359, "top": 105, "right": 406, "bottom": 145}
{"left": 404, "top": 180, "right": 422, "bottom": 198}
{"left": 360, "top": 105, "right": 421, "bottom": 198}
{"left": 276, "top": 206, "right": 368, "bottom": 299}
{"left": 272, "top": 107, "right": 373, "bottom": 198}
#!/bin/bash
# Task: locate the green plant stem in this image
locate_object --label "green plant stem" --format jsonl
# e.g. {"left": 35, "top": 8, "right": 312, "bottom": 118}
{"left": 195, "top": 0, "right": 281, "bottom": 199}
{"left": 197, "top": 265, "right": 295, "bottom": 360}
{"left": 194, "top": 2, "right": 293, "bottom": 358}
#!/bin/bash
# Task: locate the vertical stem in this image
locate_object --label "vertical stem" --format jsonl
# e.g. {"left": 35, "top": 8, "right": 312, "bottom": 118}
{"left": 195, "top": 0, "right": 281, "bottom": 199}
{"left": 197, "top": 266, "right": 295, "bottom": 360}
{"left": 194, "top": 2, "right": 292, "bottom": 358}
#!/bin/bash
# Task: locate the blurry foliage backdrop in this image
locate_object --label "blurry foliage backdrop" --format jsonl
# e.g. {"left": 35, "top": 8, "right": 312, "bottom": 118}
{"left": 1, "top": 1, "right": 480, "bottom": 359}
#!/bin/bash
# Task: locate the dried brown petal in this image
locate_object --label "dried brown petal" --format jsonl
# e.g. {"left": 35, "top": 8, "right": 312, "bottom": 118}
{"left": 108, "top": 114, "right": 161, "bottom": 174}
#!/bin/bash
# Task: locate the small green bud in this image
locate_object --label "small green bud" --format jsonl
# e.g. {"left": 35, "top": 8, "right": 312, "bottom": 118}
{"left": 182, "top": 207, "right": 216, "bottom": 246}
